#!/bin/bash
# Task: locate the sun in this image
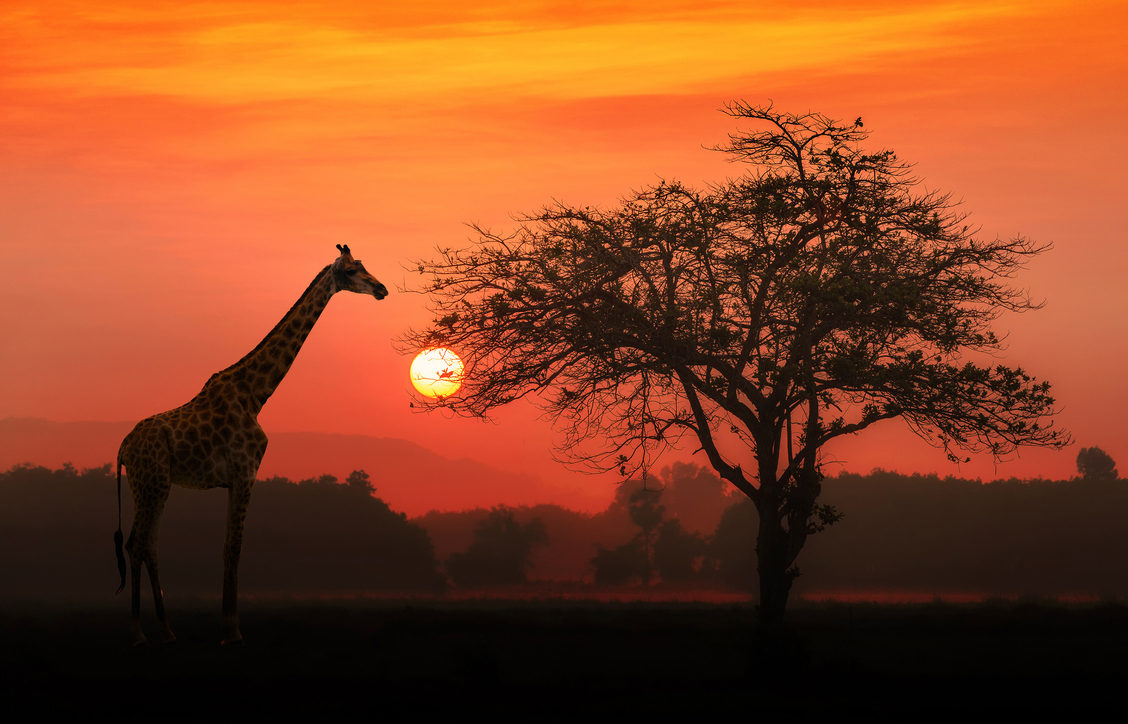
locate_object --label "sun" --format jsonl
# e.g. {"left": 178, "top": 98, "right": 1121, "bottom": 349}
{"left": 410, "top": 347, "right": 465, "bottom": 399}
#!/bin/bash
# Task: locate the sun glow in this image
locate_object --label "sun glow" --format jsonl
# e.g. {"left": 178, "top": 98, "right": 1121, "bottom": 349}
{"left": 410, "top": 347, "right": 464, "bottom": 399}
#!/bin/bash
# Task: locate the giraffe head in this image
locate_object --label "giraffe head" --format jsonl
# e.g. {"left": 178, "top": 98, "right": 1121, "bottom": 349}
{"left": 330, "top": 244, "right": 388, "bottom": 300}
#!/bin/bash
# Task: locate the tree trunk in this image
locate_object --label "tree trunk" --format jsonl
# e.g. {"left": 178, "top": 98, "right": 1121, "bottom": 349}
{"left": 751, "top": 513, "right": 810, "bottom": 676}
{"left": 755, "top": 509, "right": 797, "bottom": 628}
{"left": 641, "top": 530, "right": 651, "bottom": 586}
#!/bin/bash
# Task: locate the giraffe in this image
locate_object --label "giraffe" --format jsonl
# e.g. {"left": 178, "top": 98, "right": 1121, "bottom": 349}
{"left": 114, "top": 244, "right": 387, "bottom": 646}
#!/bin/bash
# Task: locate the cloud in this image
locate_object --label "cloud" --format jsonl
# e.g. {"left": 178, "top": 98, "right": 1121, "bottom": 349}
{"left": 4, "top": 1, "right": 1043, "bottom": 106}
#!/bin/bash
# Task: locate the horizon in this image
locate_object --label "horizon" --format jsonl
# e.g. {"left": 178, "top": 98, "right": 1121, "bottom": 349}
{"left": 2, "top": 1, "right": 1126, "bottom": 509}
{"left": 5, "top": 414, "right": 1108, "bottom": 486}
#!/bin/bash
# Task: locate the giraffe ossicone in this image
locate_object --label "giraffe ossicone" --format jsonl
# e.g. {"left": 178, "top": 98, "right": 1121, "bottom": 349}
{"left": 114, "top": 245, "right": 387, "bottom": 646}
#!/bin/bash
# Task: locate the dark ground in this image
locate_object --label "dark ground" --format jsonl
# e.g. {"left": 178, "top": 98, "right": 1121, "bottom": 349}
{"left": 3, "top": 598, "right": 1125, "bottom": 717}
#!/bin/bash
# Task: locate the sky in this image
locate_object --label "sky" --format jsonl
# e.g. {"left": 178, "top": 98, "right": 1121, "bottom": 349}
{"left": 2, "top": 0, "right": 1125, "bottom": 510}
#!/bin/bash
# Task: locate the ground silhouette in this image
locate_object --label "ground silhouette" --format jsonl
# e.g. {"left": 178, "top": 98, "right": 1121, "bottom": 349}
{"left": 2, "top": 599, "right": 1125, "bottom": 715}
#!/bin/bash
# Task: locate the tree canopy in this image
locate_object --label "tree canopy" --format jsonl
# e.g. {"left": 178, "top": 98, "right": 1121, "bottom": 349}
{"left": 403, "top": 102, "right": 1068, "bottom": 623}
{"left": 445, "top": 506, "right": 548, "bottom": 587}
{"left": 1077, "top": 446, "right": 1118, "bottom": 481}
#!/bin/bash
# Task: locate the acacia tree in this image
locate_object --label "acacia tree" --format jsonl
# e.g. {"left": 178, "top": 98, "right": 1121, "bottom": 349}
{"left": 403, "top": 103, "right": 1068, "bottom": 625}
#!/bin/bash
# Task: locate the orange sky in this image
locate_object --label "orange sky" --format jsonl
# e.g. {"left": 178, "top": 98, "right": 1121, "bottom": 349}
{"left": 2, "top": 0, "right": 1126, "bottom": 511}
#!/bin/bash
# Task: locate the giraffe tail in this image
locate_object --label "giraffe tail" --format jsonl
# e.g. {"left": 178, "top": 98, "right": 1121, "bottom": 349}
{"left": 114, "top": 453, "right": 126, "bottom": 594}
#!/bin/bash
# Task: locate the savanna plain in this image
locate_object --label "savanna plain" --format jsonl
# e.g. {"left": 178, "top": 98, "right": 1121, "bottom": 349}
{"left": 5, "top": 597, "right": 1126, "bottom": 716}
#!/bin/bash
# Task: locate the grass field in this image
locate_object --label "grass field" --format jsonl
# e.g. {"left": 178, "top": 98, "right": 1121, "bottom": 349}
{"left": 3, "top": 598, "right": 1125, "bottom": 717}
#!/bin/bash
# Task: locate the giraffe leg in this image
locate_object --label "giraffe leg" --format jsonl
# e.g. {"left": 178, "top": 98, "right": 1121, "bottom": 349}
{"left": 126, "top": 470, "right": 173, "bottom": 646}
{"left": 221, "top": 480, "right": 253, "bottom": 646}
{"left": 126, "top": 534, "right": 146, "bottom": 647}
{"left": 146, "top": 550, "right": 176, "bottom": 644}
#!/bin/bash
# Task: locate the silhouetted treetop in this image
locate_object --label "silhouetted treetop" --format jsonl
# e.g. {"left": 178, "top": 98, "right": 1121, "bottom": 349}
{"left": 445, "top": 506, "right": 548, "bottom": 587}
{"left": 1077, "top": 446, "right": 1118, "bottom": 481}
{"left": 346, "top": 469, "right": 376, "bottom": 495}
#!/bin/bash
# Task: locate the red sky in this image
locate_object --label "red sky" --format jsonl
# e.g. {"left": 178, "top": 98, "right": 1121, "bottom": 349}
{"left": 2, "top": 0, "right": 1125, "bottom": 511}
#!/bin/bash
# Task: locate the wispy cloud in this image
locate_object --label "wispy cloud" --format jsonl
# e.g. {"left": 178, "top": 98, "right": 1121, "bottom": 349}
{"left": 4, "top": 1, "right": 1049, "bottom": 105}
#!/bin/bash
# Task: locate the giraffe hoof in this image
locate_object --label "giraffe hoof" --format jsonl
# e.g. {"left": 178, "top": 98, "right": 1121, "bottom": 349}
{"left": 220, "top": 635, "right": 244, "bottom": 647}
{"left": 130, "top": 620, "right": 148, "bottom": 647}
{"left": 156, "top": 631, "right": 177, "bottom": 645}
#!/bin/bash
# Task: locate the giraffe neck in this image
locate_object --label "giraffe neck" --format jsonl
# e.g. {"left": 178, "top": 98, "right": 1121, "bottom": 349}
{"left": 211, "top": 266, "right": 336, "bottom": 416}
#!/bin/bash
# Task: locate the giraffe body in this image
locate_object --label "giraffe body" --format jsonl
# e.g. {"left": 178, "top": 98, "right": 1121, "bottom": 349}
{"left": 115, "top": 245, "right": 386, "bottom": 645}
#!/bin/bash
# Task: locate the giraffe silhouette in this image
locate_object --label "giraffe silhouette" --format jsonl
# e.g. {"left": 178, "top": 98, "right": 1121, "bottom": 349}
{"left": 114, "top": 244, "right": 387, "bottom": 645}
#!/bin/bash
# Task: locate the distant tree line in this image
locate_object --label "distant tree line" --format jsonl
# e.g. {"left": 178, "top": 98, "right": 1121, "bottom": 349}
{"left": 416, "top": 462, "right": 740, "bottom": 588}
{"left": 799, "top": 463, "right": 1128, "bottom": 597}
{"left": 417, "top": 450, "right": 1128, "bottom": 597}
{"left": 2, "top": 447, "right": 1124, "bottom": 600}
{"left": 0, "top": 464, "right": 444, "bottom": 600}
{"left": 590, "top": 469, "right": 729, "bottom": 587}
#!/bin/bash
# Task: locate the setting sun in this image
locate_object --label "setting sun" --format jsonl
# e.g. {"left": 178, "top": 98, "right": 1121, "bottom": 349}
{"left": 410, "top": 348, "right": 464, "bottom": 399}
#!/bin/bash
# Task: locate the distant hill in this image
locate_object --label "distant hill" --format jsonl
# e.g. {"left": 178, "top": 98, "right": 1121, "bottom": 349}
{"left": 0, "top": 417, "right": 596, "bottom": 516}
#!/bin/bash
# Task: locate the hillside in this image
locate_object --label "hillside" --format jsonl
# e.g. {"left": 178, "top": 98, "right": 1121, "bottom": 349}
{"left": 0, "top": 417, "right": 606, "bottom": 516}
